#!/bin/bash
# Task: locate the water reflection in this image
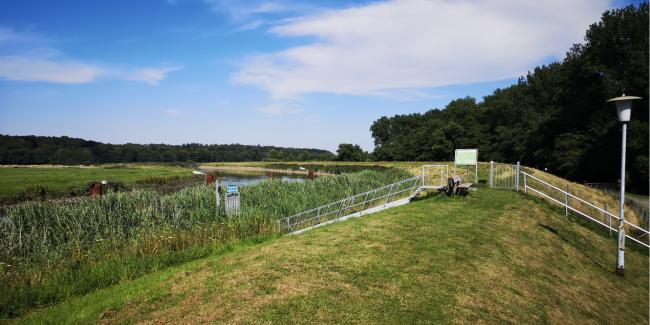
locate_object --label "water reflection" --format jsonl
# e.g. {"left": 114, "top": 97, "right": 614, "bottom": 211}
{"left": 216, "top": 170, "right": 312, "bottom": 187}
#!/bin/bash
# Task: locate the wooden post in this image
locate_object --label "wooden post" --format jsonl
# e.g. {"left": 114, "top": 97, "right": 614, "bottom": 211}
{"left": 89, "top": 182, "right": 103, "bottom": 197}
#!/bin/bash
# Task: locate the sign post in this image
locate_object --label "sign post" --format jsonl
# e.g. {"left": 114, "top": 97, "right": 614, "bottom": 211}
{"left": 454, "top": 149, "right": 478, "bottom": 183}
{"left": 225, "top": 184, "right": 240, "bottom": 217}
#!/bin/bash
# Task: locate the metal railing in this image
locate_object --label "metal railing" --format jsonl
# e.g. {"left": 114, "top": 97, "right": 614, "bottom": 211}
{"left": 489, "top": 161, "right": 520, "bottom": 190}
{"left": 277, "top": 175, "right": 424, "bottom": 233}
{"left": 521, "top": 171, "right": 649, "bottom": 248}
{"left": 422, "top": 164, "right": 448, "bottom": 188}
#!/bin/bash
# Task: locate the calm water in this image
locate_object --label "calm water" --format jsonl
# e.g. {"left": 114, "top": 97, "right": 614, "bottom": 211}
{"left": 215, "top": 171, "right": 312, "bottom": 187}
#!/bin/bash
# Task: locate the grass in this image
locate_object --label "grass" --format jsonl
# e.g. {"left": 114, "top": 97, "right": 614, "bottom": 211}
{"left": 15, "top": 189, "right": 648, "bottom": 324}
{"left": 0, "top": 169, "right": 410, "bottom": 317}
{"left": 0, "top": 164, "right": 194, "bottom": 203}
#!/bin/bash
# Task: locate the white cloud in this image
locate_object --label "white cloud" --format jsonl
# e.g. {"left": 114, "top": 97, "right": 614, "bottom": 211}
{"left": 202, "top": 0, "right": 319, "bottom": 31}
{"left": 235, "top": 19, "right": 266, "bottom": 32}
{"left": 205, "top": 0, "right": 305, "bottom": 20}
{"left": 0, "top": 55, "right": 183, "bottom": 85}
{"left": 0, "top": 26, "right": 182, "bottom": 85}
{"left": 121, "top": 65, "right": 184, "bottom": 85}
{"left": 0, "top": 56, "right": 102, "bottom": 83}
{"left": 234, "top": 0, "right": 611, "bottom": 98}
{"left": 257, "top": 102, "right": 301, "bottom": 115}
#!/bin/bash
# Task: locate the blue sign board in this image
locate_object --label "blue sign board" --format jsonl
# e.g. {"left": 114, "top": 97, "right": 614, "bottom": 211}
{"left": 227, "top": 184, "right": 238, "bottom": 193}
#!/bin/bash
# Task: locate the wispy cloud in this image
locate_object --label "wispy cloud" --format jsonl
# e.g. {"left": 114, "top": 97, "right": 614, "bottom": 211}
{"left": 201, "top": 0, "right": 319, "bottom": 31}
{"left": 0, "top": 55, "right": 102, "bottom": 84}
{"left": 234, "top": 0, "right": 611, "bottom": 99}
{"left": 235, "top": 19, "right": 266, "bottom": 32}
{"left": 256, "top": 102, "right": 301, "bottom": 115}
{"left": 120, "top": 65, "right": 184, "bottom": 86}
{"left": 0, "top": 26, "right": 183, "bottom": 85}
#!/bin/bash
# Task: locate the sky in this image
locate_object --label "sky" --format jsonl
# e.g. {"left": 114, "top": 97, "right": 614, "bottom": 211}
{"left": 0, "top": 0, "right": 642, "bottom": 152}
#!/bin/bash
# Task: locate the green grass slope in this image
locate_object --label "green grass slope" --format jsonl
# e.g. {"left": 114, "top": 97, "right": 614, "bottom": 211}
{"left": 17, "top": 190, "right": 649, "bottom": 324}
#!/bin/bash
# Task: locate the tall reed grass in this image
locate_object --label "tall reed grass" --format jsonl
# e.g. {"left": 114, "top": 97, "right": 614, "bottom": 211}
{"left": 0, "top": 168, "right": 410, "bottom": 317}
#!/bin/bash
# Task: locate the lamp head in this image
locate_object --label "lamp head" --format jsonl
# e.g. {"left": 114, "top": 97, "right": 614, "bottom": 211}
{"left": 608, "top": 94, "right": 641, "bottom": 123}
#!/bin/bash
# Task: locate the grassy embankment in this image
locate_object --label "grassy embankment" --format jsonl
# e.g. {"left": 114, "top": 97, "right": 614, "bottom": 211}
{"left": 0, "top": 168, "right": 410, "bottom": 317}
{"left": 0, "top": 164, "right": 195, "bottom": 204}
{"left": 17, "top": 190, "right": 649, "bottom": 324}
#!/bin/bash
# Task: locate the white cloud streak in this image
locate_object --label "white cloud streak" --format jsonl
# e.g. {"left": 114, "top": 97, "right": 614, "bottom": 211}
{"left": 234, "top": 0, "right": 611, "bottom": 98}
{"left": 256, "top": 102, "right": 302, "bottom": 115}
{"left": 120, "top": 65, "right": 184, "bottom": 85}
{"left": 0, "top": 26, "right": 183, "bottom": 85}
{"left": 0, "top": 56, "right": 101, "bottom": 84}
{"left": 0, "top": 55, "right": 183, "bottom": 85}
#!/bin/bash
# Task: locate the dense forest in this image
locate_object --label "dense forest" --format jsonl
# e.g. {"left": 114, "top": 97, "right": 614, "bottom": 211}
{"left": 370, "top": 4, "right": 649, "bottom": 193}
{"left": 0, "top": 135, "right": 335, "bottom": 164}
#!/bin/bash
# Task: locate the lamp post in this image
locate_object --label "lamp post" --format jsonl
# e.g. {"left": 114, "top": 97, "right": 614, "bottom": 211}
{"left": 607, "top": 94, "right": 641, "bottom": 275}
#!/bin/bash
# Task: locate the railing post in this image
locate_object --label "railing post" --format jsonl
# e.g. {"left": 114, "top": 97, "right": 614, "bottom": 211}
{"left": 563, "top": 184, "right": 568, "bottom": 216}
{"left": 523, "top": 173, "right": 527, "bottom": 194}
{"left": 359, "top": 191, "right": 370, "bottom": 215}
{"left": 489, "top": 161, "right": 494, "bottom": 188}
{"left": 422, "top": 166, "right": 425, "bottom": 187}
{"left": 384, "top": 184, "right": 395, "bottom": 206}
{"left": 316, "top": 206, "right": 322, "bottom": 223}
{"left": 515, "top": 162, "right": 520, "bottom": 191}
{"left": 564, "top": 192, "right": 569, "bottom": 216}
{"left": 606, "top": 203, "right": 611, "bottom": 236}
{"left": 338, "top": 197, "right": 349, "bottom": 218}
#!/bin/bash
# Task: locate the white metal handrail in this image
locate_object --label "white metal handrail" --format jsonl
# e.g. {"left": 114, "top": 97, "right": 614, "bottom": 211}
{"left": 523, "top": 172, "right": 617, "bottom": 219}
{"left": 278, "top": 175, "right": 423, "bottom": 233}
{"left": 521, "top": 171, "right": 649, "bottom": 248}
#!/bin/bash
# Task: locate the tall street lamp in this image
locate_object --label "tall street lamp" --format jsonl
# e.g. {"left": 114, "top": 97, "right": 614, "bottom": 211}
{"left": 607, "top": 94, "right": 641, "bottom": 275}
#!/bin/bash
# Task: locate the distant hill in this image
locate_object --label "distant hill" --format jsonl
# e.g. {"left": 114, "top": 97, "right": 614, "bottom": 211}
{"left": 0, "top": 135, "right": 335, "bottom": 164}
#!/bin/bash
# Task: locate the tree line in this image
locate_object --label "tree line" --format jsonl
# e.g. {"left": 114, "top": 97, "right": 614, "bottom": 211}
{"left": 369, "top": 4, "right": 649, "bottom": 193}
{"left": 0, "top": 135, "right": 335, "bottom": 164}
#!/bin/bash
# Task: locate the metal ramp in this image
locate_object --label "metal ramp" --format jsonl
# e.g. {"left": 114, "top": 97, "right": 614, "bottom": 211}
{"left": 277, "top": 169, "right": 448, "bottom": 234}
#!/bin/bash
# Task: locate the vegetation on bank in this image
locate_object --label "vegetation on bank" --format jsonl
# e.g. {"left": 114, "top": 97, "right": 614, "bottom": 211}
{"left": 0, "top": 134, "right": 335, "bottom": 165}
{"left": 0, "top": 168, "right": 409, "bottom": 317}
{"left": 0, "top": 164, "right": 196, "bottom": 204}
{"left": 369, "top": 4, "right": 649, "bottom": 193}
{"left": 16, "top": 190, "right": 649, "bottom": 324}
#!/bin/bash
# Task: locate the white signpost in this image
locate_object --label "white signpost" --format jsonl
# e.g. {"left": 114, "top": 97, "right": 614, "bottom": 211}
{"left": 454, "top": 149, "right": 478, "bottom": 183}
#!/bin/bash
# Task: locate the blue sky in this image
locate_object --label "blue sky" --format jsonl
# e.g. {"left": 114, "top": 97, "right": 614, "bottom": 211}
{"left": 0, "top": 0, "right": 642, "bottom": 152}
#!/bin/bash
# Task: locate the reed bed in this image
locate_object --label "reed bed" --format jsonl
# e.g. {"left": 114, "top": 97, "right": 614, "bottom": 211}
{"left": 0, "top": 169, "right": 409, "bottom": 317}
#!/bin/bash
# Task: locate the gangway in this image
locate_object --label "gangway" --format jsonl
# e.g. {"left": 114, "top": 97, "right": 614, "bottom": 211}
{"left": 277, "top": 167, "right": 448, "bottom": 234}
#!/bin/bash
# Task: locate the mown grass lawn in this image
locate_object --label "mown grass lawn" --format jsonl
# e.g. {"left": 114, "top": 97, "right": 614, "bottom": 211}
{"left": 17, "top": 189, "right": 649, "bottom": 324}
